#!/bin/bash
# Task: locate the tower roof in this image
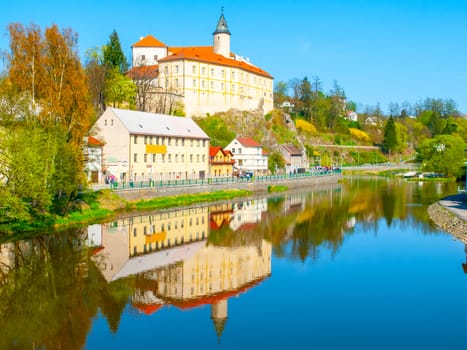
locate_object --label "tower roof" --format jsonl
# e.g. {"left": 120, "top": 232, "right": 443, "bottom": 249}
{"left": 213, "top": 10, "right": 231, "bottom": 35}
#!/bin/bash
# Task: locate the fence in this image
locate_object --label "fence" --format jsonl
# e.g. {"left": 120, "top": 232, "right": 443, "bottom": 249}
{"left": 106, "top": 169, "right": 341, "bottom": 191}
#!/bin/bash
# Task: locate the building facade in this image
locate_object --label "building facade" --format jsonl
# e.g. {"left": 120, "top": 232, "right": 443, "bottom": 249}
{"left": 280, "top": 144, "right": 308, "bottom": 174}
{"left": 129, "top": 11, "right": 274, "bottom": 117}
{"left": 93, "top": 108, "right": 210, "bottom": 182}
{"left": 224, "top": 137, "right": 268, "bottom": 175}
{"left": 209, "top": 146, "right": 235, "bottom": 177}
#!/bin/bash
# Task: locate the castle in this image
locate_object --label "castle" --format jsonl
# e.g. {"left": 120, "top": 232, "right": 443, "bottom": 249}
{"left": 128, "top": 10, "right": 274, "bottom": 117}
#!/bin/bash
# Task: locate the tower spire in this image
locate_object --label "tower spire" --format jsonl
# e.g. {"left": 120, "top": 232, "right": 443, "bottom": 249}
{"left": 213, "top": 7, "right": 231, "bottom": 35}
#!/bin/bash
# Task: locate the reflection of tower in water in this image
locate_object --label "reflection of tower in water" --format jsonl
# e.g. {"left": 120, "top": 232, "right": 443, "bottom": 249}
{"left": 90, "top": 204, "right": 271, "bottom": 342}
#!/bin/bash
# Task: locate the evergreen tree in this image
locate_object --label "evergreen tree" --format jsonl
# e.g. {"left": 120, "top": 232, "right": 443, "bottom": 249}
{"left": 382, "top": 116, "right": 397, "bottom": 154}
{"left": 103, "top": 30, "right": 128, "bottom": 73}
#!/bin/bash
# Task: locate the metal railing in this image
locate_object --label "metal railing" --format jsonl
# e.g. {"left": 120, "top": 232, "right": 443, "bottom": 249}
{"left": 104, "top": 169, "right": 342, "bottom": 191}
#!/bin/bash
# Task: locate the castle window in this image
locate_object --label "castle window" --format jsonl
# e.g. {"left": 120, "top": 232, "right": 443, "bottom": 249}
{"left": 210, "top": 81, "right": 214, "bottom": 89}
{"left": 202, "top": 66, "right": 206, "bottom": 75}
{"left": 134, "top": 153, "right": 138, "bottom": 162}
{"left": 202, "top": 80, "right": 205, "bottom": 88}
{"left": 175, "top": 65, "right": 179, "bottom": 74}
{"left": 192, "top": 79, "right": 196, "bottom": 87}
{"left": 144, "top": 154, "right": 147, "bottom": 163}
{"left": 192, "top": 65, "right": 196, "bottom": 74}
{"left": 210, "top": 68, "right": 214, "bottom": 76}
{"left": 164, "top": 66, "right": 168, "bottom": 74}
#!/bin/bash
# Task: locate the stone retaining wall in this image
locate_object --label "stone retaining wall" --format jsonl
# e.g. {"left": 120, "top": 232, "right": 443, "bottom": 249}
{"left": 115, "top": 174, "right": 341, "bottom": 202}
{"left": 428, "top": 202, "right": 467, "bottom": 236}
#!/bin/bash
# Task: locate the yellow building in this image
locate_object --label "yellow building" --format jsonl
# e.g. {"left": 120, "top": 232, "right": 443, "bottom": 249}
{"left": 129, "top": 11, "right": 274, "bottom": 117}
{"left": 94, "top": 107, "right": 210, "bottom": 182}
{"left": 209, "top": 146, "right": 235, "bottom": 177}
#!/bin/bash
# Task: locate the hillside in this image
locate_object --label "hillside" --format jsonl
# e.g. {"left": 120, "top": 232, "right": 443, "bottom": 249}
{"left": 195, "top": 109, "right": 387, "bottom": 168}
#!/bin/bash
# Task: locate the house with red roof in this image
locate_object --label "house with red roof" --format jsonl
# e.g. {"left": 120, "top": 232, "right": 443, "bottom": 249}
{"left": 85, "top": 136, "right": 104, "bottom": 183}
{"left": 209, "top": 146, "right": 235, "bottom": 177}
{"left": 129, "top": 10, "right": 273, "bottom": 117}
{"left": 224, "top": 137, "right": 268, "bottom": 175}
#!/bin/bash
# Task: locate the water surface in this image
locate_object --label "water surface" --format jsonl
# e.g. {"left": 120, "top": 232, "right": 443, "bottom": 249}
{"left": 1, "top": 178, "right": 466, "bottom": 350}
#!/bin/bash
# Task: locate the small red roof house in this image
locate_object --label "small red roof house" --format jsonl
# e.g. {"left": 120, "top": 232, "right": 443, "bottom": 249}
{"left": 224, "top": 137, "right": 268, "bottom": 175}
{"left": 209, "top": 146, "right": 235, "bottom": 178}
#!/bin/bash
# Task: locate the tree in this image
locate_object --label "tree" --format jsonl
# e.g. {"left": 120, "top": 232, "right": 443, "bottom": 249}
{"left": 4, "top": 22, "right": 94, "bottom": 217}
{"left": 382, "top": 116, "right": 397, "bottom": 154}
{"left": 417, "top": 134, "right": 465, "bottom": 178}
{"left": 85, "top": 47, "right": 107, "bottom": 115}
{"left": 299, "top": 77, "right": 312, "bottom": 120}
{"left": 104, "top": 67, "right": 137, "bottom": 108}
{"left": 273, "top": 81, "right": 288, "bottom": 107}
{"left": 103, "top": 30, "right": 128, "bottom": 73}
{"left": 194, "top": 115, "right": 235, "bottom": 147}
{"left": 268, "top": 151, "right": 285, "bottom": 174}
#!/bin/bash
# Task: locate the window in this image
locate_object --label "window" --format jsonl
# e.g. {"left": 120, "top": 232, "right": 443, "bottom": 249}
{"left": 175, "top": 65, "right": 179, "bottom": 74}
{"left": 202, "top": 140, "right": 206, "bottom": 147}
{"left": 192, "top": 65, "right": 196, "bottom": 74}
{"left": 134, "top": 135, "right": 138, "bottom": 144}
{"left": 144, "top": 136, "right": 148, "bottom": 144}
{"left": 190, "top": 154, "right": 193, "bottom": 162}
{"left": 182, "top": 154, "right": 185, "bottom": 162}
{"left": 210, "top": 68, "right": 214, "bottom": 76}
{"left": 175, "top": 154, "right": 178, "bottom": 162}
{"left": 192, "top": 79, "right": 196, "bottom": 87}
{"left": 164, "top": 66, "right": 168, "bottom": 74}
{"left": 104, "top": 119, "right": 107, "bottom": 126}
{"left": 202, "top": 66, "right": 206, "bottom": 75}
{"left": 168, "top": 154, "right": 171, "bottom": 162}
{"left": 168, "top": 137, "right": 171, "bottom": 146}
{"left": 221, "top": 82, "right": 224, "bottom": 90}
{"left": 144, "top": 154, "right": 147, "bottom": 162}
{"left": 141, "top": 54, "right": 146, "bottom": 61}
{"left": 232, "top": 71, "right": 235, "bottom": 79}
{"left": 231, "top": 148, "right": 235, "bottom": 153}
{"left": 182, "top": 139, "right": 185, "bottom": 146}
{"left": 152, "top": 154, "right": 156, "bottom": 162}
{"left": 201, "top": 80, "right": 205, "bottom": 88}
{"left": 221, "top": 69, "right": 225, "bottom": 77}
{"left": 175, "top": 138, "right": 179, "bottom": 146}
{"left": 134, "top": 153, "right": 138, "bottom": 162}
{"left": 238, "top": 148, "right": 242, "bottom": 154}
{"left": 154, "top": 55, "right": 158, "bottom": 61}
{"left": 175, "top": 79, "right": 179, "bottom": 87}
{"left": 162, "top": 154, "right": 165, "bottom": 162}
{"left": 210, "top": 81, "right": 214, "bottom": 89}
{"left": 197, "top": 154, "right": 200, "bottom": 162}
{"left": 202, "top": 155, "right": 205, "bottom": 162}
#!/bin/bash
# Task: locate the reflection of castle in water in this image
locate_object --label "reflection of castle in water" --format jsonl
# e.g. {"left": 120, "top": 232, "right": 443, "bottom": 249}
{"left": 90, "top": 201, "right": 271, "bottom": 340}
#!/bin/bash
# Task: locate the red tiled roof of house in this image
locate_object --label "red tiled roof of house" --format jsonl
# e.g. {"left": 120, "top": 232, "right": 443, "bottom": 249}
{"left": 126, "top": 65, "right": 159, "bottom": 80}
{"left": 132, "top": 303, "right": 163, "bottom": 315}
{"left": 159, "top": 46, "right": 273, "bottom": 79}
{"left": 236, "top": 137, "right": 261, "bottom": 147}
{"left": 132, "top": 35, "right": 167, "bottom": 48}
{"left": 88, "top": 136, "right": 104, "bottom": 147}
{"left": 171, "top": 276, "right": 269, "bottom": 310}
{"left": 209, "top": 146, "right": 234, "bottom": 158}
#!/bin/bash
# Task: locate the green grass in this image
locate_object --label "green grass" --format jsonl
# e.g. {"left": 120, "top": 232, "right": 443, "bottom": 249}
{"left": 133, "top": 189, "right": 252, "bottom": 211}
{"left": 267, "top": 185, "right": 288, "bottom": 193}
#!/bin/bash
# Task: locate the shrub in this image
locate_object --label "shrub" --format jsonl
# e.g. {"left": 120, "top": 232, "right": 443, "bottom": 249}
{"left": 295, "top": 119, "right": 317, "bottom": 133}
{"left": 349, "top": 128, "right": 372, "bottom": 143}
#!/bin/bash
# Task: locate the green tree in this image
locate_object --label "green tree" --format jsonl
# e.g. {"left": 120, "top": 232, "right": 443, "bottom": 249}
{"left": 104, "top": 67, "right": 137, "bottom": 108}
{"left": 299, "top": 77, "right": 312, "bottom": 120}
{"left": 103, "top": 30, "right": 128, "bottom": 73}
{"left": 268, "top": 151, "right": 285, "bottom": 174}
{"left": 417, "top": 134, "right": 466, "bottom": 178}
{"left": 273, "top": 81, "right": 288, "bottom": 107}
{"left": 382, "top": 116, "right": 397, "bottom": 154}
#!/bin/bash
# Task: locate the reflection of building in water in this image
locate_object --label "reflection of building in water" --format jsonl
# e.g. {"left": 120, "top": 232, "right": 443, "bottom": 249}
{"left": 229, "top": 198, "right": 267, "bottom": 231}
{"left": 0, "top": 240, "right": 37, "bottom": 279}
{"left": 91, "top": 207, "right": 209, "bottom": 282}
{"left": 210, "top": 203, "right": 234, "bottom": 230}
{"left": 283, "top": 192, "right": 306, "bottom": 215}
{"left": 0, "top": 243, "right": 15, "bottom": 277}
{"left": 89, "top": 204, "right": 271, "bottom": 341}
{"left": 132, "top": 240, "right": 271, "bottom": 341}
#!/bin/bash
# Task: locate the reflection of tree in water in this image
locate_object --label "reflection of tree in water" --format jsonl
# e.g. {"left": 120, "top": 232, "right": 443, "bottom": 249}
{"left": 0, "top": 231, "right": 134, "bottom": 350}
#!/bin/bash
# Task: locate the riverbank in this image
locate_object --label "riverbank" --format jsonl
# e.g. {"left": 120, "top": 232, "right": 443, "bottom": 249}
{"left": 0, "top": 173, "right": 342, "bottom": 237}
{"left": 428, "top": 193, "right": 467, "bottom": 236}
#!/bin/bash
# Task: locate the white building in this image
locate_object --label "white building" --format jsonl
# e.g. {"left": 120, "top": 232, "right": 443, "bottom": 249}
{"left": 129, "top": 11, "right": 274, "bottom": 117}
{"left": 84, "top": 136, "right": 104, "bottom": 184}
{"left": 93, "top": 108, "right": 210, "bottom": 182}
{"left": 280, "top": 144, "right": 308, "bottom": 173}
{"left": 224, "top": 137, "right": 268, "bottom": 175}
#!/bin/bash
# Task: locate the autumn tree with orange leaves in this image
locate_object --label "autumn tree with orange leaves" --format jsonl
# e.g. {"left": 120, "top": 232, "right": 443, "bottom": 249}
{"left": 0, "top": 23, "right": 94, "bottom": 222}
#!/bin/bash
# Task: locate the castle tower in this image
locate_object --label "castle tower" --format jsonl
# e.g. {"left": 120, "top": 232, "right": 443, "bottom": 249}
{"left": 213, "top": 8, "right": 231, "bottom": 58}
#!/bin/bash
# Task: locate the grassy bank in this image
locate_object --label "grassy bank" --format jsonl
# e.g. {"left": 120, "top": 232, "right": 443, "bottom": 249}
{"left": 0, "top": 188, "right": 252, "bottom": 237}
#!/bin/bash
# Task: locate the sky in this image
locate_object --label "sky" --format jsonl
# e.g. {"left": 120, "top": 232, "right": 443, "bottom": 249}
{"left": 1, "top": 0, "right": 467, "bottom": 114}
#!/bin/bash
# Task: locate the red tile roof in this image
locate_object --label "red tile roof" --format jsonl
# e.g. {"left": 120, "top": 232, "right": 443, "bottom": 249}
{"left": 88, "top": 136, "right": 104, "bottom": 147}
{"left": 170, "top": 276, "right": 269, "bottom": 310}
{"left": 209, "top": 146, "right": 234, "bottom": 158}
{"left": 126, "top": 65, "right": 159, "bottom": 80}
{"left": 132, "top": 35, "right": 167, "bottom": 48}
{"left": 236, "top": 137, "right": 261, "bottom": 147}
{"left": 159, "top": 46, "right": 273, "bottom": 79}
{"left": 132, "top": 303, "right": 163, "bottom": 315}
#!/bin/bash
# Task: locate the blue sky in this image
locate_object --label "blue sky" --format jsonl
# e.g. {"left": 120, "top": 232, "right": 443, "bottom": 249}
{"left": 1, "top": 0, "right": 467, "bottom": 113}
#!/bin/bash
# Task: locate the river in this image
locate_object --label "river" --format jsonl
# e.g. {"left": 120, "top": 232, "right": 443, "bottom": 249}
{"left": 0, "top": 177, "right": 466, "bottom": 349}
